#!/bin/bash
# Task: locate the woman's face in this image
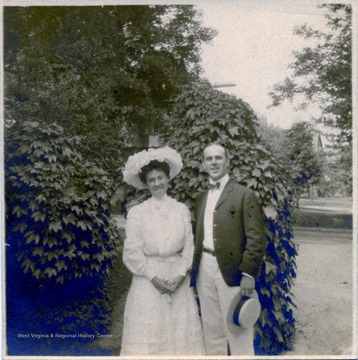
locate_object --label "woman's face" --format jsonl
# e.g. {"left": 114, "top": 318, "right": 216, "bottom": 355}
{"left": 146, "top": 169, "right": 170, "bottom": 198}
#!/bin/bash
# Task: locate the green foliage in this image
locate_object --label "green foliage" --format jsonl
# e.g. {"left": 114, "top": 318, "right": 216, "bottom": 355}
{"left": 166, "top": 83, "right": 297, "bottom": 354}
{"left": 4, "top": 6, "right": 216, "bottom": 173}
{"left": 268, "top": 4, "right": 352, "bottom": 198}
{"left": 280, "top": 122, "right": 323, "bottom": 203}
{"left": 317, "top": 144, "right": 352, "bottom": 197}
{"left": 257, "top": 120, "right": 350, "bottom": 199}
{"left": 269, "top": 4, "right": 352, "bottom": 145}
{"left": 6, "top": 120, "right": 121, "bottom": 284}
{"left": 257, "top": 121, "right": 287, "bottom": 161}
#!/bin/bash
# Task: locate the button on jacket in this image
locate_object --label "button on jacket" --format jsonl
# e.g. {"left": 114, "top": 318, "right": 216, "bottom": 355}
{"left": 190, "top": 180, "right": 266, "bottom": 287}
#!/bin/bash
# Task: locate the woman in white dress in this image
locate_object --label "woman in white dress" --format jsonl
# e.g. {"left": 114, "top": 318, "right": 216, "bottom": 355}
{"left": 120, "top": 147, "right": 205, "bottom": 356}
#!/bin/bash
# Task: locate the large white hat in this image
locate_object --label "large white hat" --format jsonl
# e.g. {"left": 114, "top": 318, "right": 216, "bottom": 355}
{"left": 123, "top": 146, "right": 183, "bottom": 190}
{"left": 226, "top": 291, "right": 261, "bottom": 332}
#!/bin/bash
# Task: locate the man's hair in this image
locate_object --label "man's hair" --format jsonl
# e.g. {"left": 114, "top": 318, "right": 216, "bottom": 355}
{"left": 202, "top": 142, "right": 230, "bottom": 161}
{"left": 139, "top": 160, "right": 170, "bottom": 183}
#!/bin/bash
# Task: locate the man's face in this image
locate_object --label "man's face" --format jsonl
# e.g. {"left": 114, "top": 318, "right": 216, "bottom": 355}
{"left": 202, "top": 145, "right": 229, "bottom": 181}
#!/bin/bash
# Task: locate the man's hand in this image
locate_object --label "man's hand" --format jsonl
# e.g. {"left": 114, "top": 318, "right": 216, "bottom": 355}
{"left": 240, "top": 275, "right": 255, "bottom": 297}
{"left": 151, "top": 276, "right": 172, "bottom": 294}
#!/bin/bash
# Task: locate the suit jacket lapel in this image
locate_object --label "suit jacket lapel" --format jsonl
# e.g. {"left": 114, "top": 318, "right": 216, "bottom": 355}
{"left": 196, "top": 192, "right": 208, "bottom": 247}
{"left": 198, "top": 192, "right": 208, "bottom": 226}
{"left": 215, "top": 181, "right": 234, "bottom": 210}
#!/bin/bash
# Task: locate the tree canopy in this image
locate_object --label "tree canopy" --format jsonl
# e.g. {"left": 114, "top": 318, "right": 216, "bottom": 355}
{"left": 282, "top": 122, "right": 323, "bottom": 204}
{"left": 269, "top": 4, "right": 352, "bottom": 145}
{"left": 4, "top": 5, "right": 216, "bottom": 174}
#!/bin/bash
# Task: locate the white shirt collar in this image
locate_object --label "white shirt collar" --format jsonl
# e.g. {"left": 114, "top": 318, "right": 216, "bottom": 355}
{"left": 209, "top": 174, "right": 230, "bottom": 189}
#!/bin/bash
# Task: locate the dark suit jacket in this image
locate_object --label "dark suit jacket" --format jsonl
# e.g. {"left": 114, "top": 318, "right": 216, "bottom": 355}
{"left": 190, "top": 180, "right": 266, "bottom": 287}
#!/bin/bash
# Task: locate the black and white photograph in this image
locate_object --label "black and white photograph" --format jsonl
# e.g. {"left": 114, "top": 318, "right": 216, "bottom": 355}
{"left": 1, "top": 0, "right": 357, "bottom": 358}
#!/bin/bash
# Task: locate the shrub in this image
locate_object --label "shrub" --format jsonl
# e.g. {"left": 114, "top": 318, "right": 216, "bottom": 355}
{"left": 5, "top": 120, "right": 121, "bottom": 343}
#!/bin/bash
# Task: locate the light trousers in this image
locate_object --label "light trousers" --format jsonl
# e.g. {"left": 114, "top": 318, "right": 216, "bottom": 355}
{"left": 196, "top": 252, "right": 256, "bottom": 356}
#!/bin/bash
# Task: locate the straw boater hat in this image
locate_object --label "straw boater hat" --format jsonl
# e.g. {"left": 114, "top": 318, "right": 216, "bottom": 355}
{"left": 123, "top": 146, "right": 183, "bottom": 190}
{"left": 226, "top": 291, "right": 261, "bottom": 332}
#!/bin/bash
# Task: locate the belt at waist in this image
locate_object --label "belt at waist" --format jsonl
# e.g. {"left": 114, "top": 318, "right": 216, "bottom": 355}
{"left": 203, "top": 247, "right": 216, "bottom": 256}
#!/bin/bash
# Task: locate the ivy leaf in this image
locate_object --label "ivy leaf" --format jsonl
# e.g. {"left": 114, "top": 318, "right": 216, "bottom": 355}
{"left": 188, "top": 177, "right": 199, "bottom": 187}
{"left": 47, "top": 237, "right": 58, "bottom": 248}
{"left": 46, "top": 252, "right": 58, "bottom": 261}
{"left": 33, "top": 247, "right": 44, "bottom": 257}
{"left": 71, "top": 206, "right": 82, "bottom": 215}
{"left": 35, "top": 194, "right": 46, "bottom": 202}
{"left": 255, "top": 144, "right": 270, "bottom": 153}
{"left": 32, "top": 211, "right": 46, "bottom": 222}
{"left": 80, "top": 241, "right": 90, "bottom": 249}
{"left": 90, "top": 263, "right": 101, "bottom": 272}
{"left": 97, "top": 190, "right": 106, "bottom": 200}
{"left": 49, "top": 221, "right": 62, "bottom": 233}
{"left": 44, "top": 267, "right": 57, "bottom": 278}
{"left": 263, "top": 205, "right": 277, "bottom": 219}
{"left": 93, "top": 252, "right": 105, "bottom": 262}
{"left": 264, "top": 260, "right": 277, "bottom": 275}
{"left": 61, "top": 231, "right": 73, "bottom": 243}
{"left": 77, "top": 220, "right": 91, "bottom": 231}
{"left": 228, "top": 126, "right": 239, "bottom": 137}
{"left": 14, "top": 223, "right": 27, "bottom": 234}
{"left": 62, "top": 147, "right": 73, "bottom": 157}
{"left": 46, "top": 154, "right": 58, "bottom": 163}
{"left": 26, "top": 233, "right": 40, "bottom": 245}
{"left": 186, "top": 108, "right": 197, "bottom": 119}
{"left": 56, "top": 276, "right": 65, "bottom": 284}
{"left": 80, "top": 253, "right": 90, "bottom": 261}
{"left": 245, "top": 178, "right": 257, "bottom": 188}
{"left": 55, "top": 261, "right": 68, "bottom": 272}
{"left": 12, "top": 206, "right": 27, "bottom": 217}
{"left": 33, "top": 269, "right": 41, "bottom": 279}
{"left": 63, "top": 214, "right": 77, "bottom": 225}
{"left": 64, "top": 251, "right": 76, "bottom": 260}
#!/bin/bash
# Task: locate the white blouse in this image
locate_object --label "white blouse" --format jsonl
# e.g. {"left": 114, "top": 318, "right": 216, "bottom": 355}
{"left": 123, "top": 195, "right": 194, "bottom": 281}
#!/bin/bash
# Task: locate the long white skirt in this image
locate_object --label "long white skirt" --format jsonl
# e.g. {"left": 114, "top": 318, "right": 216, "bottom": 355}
{"left": 120, "top": 256, "right": 205, "bottom": 356}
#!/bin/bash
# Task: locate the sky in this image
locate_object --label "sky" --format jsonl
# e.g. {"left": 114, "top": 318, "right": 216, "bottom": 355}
{"left": 193, "top": 0, "right": 330, "bottom": 129}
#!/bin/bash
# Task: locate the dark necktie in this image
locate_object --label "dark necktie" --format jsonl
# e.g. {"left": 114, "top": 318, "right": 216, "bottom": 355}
{"left": 208, "top": 182, "right": 220, "bottom": 190}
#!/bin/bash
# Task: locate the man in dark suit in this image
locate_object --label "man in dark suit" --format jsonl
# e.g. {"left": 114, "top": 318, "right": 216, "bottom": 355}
{"left": 190, "top": 143, "right": 266, "bottom": 355}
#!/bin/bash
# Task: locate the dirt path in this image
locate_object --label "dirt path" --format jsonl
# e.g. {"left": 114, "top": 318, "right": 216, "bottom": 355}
{"left": 284, "top": 227, "right": 354, "bottom": 356}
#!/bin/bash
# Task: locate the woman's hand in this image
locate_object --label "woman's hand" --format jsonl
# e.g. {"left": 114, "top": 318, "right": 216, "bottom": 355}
{"left": 168, "top": 275, "right": 185, "bottom": 292}
{"left": 151, "top": 276, "right": 172, "bottom": 294}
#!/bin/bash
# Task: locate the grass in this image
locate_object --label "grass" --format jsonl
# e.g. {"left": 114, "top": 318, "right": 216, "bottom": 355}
{"left": 294, "top": 210, "right": 352, "bottom": 229}
{"left": 299, "top": 197, "right": 352, "bottom": 209}
{"left": 294, "top": 197, "right": 352, "bottom": 229}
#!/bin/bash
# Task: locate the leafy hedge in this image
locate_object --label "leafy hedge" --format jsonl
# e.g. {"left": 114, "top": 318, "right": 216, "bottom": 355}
{"left": 5, "top": 121, "right": 121, "bottom": 346}
{"left": 166, "top": 83, "right": 297, "bottom": 355}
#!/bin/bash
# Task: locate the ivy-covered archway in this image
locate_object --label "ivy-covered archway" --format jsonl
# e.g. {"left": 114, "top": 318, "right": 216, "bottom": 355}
{"left": 166, "top": 83, "right": 297, "bottom": 355}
